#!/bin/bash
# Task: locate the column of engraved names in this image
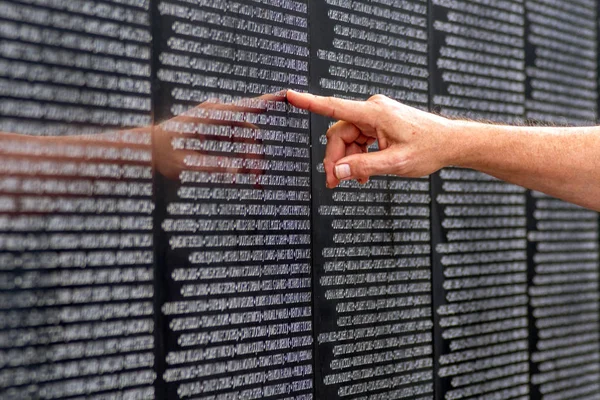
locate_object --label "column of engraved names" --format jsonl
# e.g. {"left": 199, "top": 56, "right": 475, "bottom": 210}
{"left": 0, "top": 133, "right": 156, "bottom": 399}
{"left": 310, "top": 0, "right": 434, "bottom": 399}
{"left": 156, "top": 0, "right": 313, "bottom": 398}
{"left": 528, "top": 193, "right": 600, "bottom": 399}
{"left": 315, "top": 179, "right": 434, "bottom": 400}
{"left": 0, "top": 0, "right": 152, "bottom": 134}
{"left": 431, "top": 0, "right": 525, "bottom": 122}
{"left": 0, "top": 0, "right": 156, "bottom": 398}
{"left": 431, "top": 1, "right": 530, "bottom": 399}
{"left": 525, "top": 0, "right": 597, "bottom": 125}
{"left": 434, "top": 171, "right": 529, "bottom": 400}
{"left": 525, "top": 1, "right": 600, "bottom": 397}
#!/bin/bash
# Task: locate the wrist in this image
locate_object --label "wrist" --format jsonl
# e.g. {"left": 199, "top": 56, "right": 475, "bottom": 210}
{"left": 443, "top": 119, "right": 486, "bottom": 169}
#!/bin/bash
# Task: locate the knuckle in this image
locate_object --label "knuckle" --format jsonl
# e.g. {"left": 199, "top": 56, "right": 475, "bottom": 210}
{"left": 351, "top": 160, "right": 368, "bottom": 179}
{"left": 326, "top": 97, "right": 338, "bottom": 118}
{"left": 306, "top": 95, "right": 319, "bottom": 112}
{"left": 365, "top": 96, "right": 388, "bottom": 124}
{"left": 392, "top": 152, "right": 412, "bottom": 175}
{"left": 368, "top": 94, "right": 388, "bottom": 103}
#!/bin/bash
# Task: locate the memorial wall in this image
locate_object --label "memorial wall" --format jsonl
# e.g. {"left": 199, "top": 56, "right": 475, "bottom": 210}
{"left": 0, "top": 0, "right": 599, "bottom": 399}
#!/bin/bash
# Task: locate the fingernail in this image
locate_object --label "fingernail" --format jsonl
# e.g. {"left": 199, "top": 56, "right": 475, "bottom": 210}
{"left": 335, "top": 164, "right": 351, "bottom": 179}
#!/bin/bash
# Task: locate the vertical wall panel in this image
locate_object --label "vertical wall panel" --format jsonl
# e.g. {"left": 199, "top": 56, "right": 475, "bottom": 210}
{"left": 430, "top": 1, "right": 530, "bottom": 400}
{"left": 152, "top": 0, "right": 313, "bottom": 399}
{"left": 0, "top": 1, "right": 156, "bottom": 398}
{"left": 309, "top": 1, "right": 435, "bottom": 399}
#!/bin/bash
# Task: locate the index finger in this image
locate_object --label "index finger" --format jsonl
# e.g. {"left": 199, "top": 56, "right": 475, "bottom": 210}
{"left": 286, "top": 90, "right": 374, "bottom": 125}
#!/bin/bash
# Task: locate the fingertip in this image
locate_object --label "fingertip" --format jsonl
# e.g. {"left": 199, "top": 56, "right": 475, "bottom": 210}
{"left": 285, "top": 89, "right": 303, "bottom": 108}
{"left": 286, "top": 89, "right": 302, "bottom": 100}
{"left": 286, "top": 90, "right": 323, "bottom": 114}
{"left": 325, "top": 172, "right": 340, "bottom": 189}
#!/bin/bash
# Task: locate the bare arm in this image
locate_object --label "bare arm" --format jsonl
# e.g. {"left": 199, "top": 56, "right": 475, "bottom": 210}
{"left": 452, "top": 122, "right": 600, "bottom": 211}
{"left": 286, "top": 90, "right": 600, "bottom": 211}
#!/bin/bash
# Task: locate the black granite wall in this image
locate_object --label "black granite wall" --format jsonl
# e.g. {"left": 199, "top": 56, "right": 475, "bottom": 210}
{"left": 0, "top": 0, "right": 598, "bottom": 399}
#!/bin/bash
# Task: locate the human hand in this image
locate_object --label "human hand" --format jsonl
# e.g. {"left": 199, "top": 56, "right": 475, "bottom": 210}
{"left": 286, "top": 90, "right": 456, "bottom": 188}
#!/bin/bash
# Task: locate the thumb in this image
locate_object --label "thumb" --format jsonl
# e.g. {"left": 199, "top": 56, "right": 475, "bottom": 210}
{"left": 334, "top": 149, "right": 400, "bottom": 180}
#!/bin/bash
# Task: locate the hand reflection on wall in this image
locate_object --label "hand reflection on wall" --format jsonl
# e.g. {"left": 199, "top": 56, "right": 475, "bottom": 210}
{"left": 0, "top": 92, "right": 285, "bottom": 185}
{"left": 152, "top": 92, "right": 285, "bottom": 181}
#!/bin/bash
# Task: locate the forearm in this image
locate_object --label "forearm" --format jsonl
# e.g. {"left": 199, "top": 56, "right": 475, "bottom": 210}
{"left": 449, "top": 121, "right": 600, "bottom": 211}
